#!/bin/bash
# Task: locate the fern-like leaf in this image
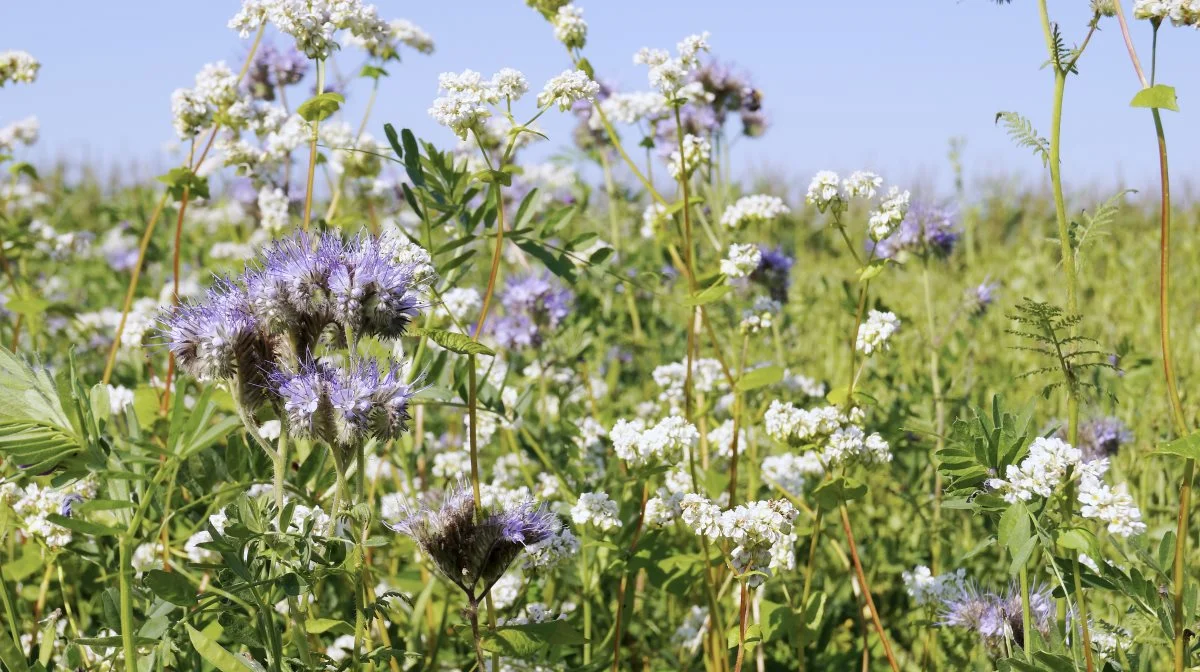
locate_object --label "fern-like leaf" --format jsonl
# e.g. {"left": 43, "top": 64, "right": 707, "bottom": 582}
{"left": 995, "top": 111, "right": 1052, "bottom": 167}
{"left": 1072, "top": 189, "right": 1135, "bottom": 271}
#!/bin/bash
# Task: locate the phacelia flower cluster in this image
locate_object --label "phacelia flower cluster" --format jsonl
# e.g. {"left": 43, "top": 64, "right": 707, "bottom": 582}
{"left": 870, "top": 202, "right": 960, "bottom": 259}
{"left": 942, "top": 581, "right": 1055, "bottom": 649}
{"left": 490, "top": 273, "right": 574, "bottom": 349}
{"left": 388, "top": 484, "right": 559, "bottom": 600}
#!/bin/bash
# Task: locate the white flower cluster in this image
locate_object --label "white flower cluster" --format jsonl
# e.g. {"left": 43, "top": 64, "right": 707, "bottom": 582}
{"left": 229, "top": 0, "right": 390, "bottom": 59}
{"left": 105, "top": 384, "right": 135, "bottom": 416}
{"left": 805, "top": 169, "right": 910, "bottom": 238}
{"left": 764, "top": 400, "right": 891, "bottom": 468}
{"left": 707, "top": 419, "right": 747, "bottom": 462}
{"left": 593, "top": 91, "right": 670, "bottom": 131}
{"left": 552, "top": 4, "right": 588, "bottom": 49}
{"left": 536, "top": 69, "right": 600, "bottom": 111}
{"left": 0, "top": 116, "right": 39, "bottom": 153}
{"left": 1134, "top": 0, "right": 1200, "bottom": 26}
{"left": 346, "top": 17, "right": 436, "bottom": 57}
{"left": 0, "top": 50, "right": 39, "bottom": 87}
{"left": 387, "top": 18, "right": 435, "bottom": 54}
{"left": 652, "top": 357, "right": 726, "bottom": 410}
{"left": 257, "top": 186, "right": 290, "bottom": 233}
{"left": 523, "top": 521, "right": 581, "bottom": 571}
{"left": 668, "top": 133, "right": 711, "bottom": 180}
{"left": 0, "top": 479, "right": 97, "bottom": 548}
{"left": 761, "top": 452, "right": 824, "bottom": 496}
{"left": 682, "top": 497, "right": 799, "bottom": 586}
{"left": 720, "top": 195, "right": 791, "bottom": 230}
{"left": 429, "top": 69, "right": 499, "bottom": 140}
{"left": 640, "top": 202, "right": 670, "bottom": 238}
{"left": 437, "top": 287, "right": 482, "bottom": 324}
{"left": 720, "top": 243, "right": 761, "bottom": 278}
{"left": 856, "top": 310, "right": 900, "bottom": 355}
{"left": 30, "top": 219, "right": 92, "bottom": 260}
{"left": 868, "top": 186, "right": 912, "bottom": 242}
{"left": 431, "top": 449, "right": 471, "bottom": 480}
{"left": 739, "top": 308, "right": 773, "bottom": 335}
{"left": 986, "top": 437, "right": 1146, "bottom": 538}
{"left": 634, "top": 32, "right": 711, "bottom": 99}
{"left": 171, "top": 62, "right": 240, "bottom": 139}
{"left": 902, "top": 565, "right": 967, "bottom": 608}
{"left": 570, "top": 491, "right": 622, "bottom": 531}
{"left": 610, "top": 416, "right": 700, "bottom": 468}
{"left": 380, "top": 228, "right": 437, "bottom": 288}
{"left": 782, "top": 369, "right": 826, "bottom": 398}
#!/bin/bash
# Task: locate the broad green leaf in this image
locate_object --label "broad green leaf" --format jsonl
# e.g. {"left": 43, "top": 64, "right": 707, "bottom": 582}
{"left": 156, "top": 167, "right": 210, "bottom": 201}
{"left": 684, "top": 284, "right": 731, "bottom": 306}
{"left": 143, "top": 569, "right": 197, "bottom": 606}
{"left": 305, "top": 618, "right": 353, "bottom": 635}
{"left": 44, "top": 514, "right": 121, "bottom": 537}
{"left": 186, "top": 625, "right": 257, "bottom": 672}
{"left": 414, "top": 328, "right": 495, "bottom": 357}
{"left": 480, "top": 620, "right": 586, "bottom": 658}
{"left": 811, "top": 477, "right": 867, "bottom": 508}
{"left": 1130, "top": 84, "right": 1179, "bottom": 112}
{"left": 1155, "top": 432, "right": 1200, "bottom": 460}
{"left": 297, "top": 92, "right": 345, "bottom": 122}
{"left": 383, "top": 123, "right": 403, "bottom": 160}
{"left": 736, "top": 365, "right": 783, "bottom": 392}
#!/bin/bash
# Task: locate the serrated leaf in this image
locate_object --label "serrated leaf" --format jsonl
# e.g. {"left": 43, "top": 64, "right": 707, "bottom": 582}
{"left": 1130, "top": 84, "right": 1179, "bottom": 112}
{"left": 297, "top": 92, "right": 345, "bottom": 122}
{"left": 414, "top": 328, "right": 494, "bottom": 357}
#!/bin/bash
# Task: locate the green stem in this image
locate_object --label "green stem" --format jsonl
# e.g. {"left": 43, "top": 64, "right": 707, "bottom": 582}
{"left": 302, "top": 58, "right": 325, "bottom": 231}
{"left": 922, "top": 263, "right": 946, "bottom": 574}
{"left": 1020, "top": 566, "right": 1034, "bottom": 660}
{"left": 118, "top": 536, "right": 138, "bottom": 672}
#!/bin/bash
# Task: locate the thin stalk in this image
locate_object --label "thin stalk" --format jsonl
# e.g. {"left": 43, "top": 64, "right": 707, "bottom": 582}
{"left": 922, "top": 263, "right": 946, "bottom": 573}
{"left": 118, "top": 536, "right": 138, "bottom": 672}
{"left": 674, "top": 106, "right": 700, "bottom": 421}
{"left": 302, "top": 59, "right": 325, "bottom": 231}
{"left": 733, "top": 580, "right": 749, "bottom": 672}
{"left": 838, "top": 505, "right": 900, "bottom": 672}
{"left": 467, "top": 601, "right": 487, "bottom": 671}
{"left": 1020, "top": 563, "right": 1035, "bottom": 660}
{"left": 474, "top": 181, "right": 507, "bottom": 336}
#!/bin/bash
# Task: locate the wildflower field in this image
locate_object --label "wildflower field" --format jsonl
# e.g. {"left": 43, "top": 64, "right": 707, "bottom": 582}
{"left": 3, "top": 1, "right": 1200, "bottom": 670}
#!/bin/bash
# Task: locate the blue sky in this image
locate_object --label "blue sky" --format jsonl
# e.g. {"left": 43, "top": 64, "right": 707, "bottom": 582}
{"left": 2, "top": 1, "right": 1197, "bottom": 197}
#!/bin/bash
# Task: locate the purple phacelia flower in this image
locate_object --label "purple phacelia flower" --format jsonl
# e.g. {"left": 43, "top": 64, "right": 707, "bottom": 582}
{"left": 162, "top": 279, "right": 265, "bottom": 380}
{"left": 273, "top": 357, "right": 414, "bottom": 451}
{"left": 1064, "top": 416, "right": 1133, "bottom": 462}
{"left": 871, "top": 202, "right": 960, "bottom": 260}
{"left": 242, "top": 42, "right": 308, "bottom": 101}
{"left": 751, "top": 245, "right": 794, "bottom": 303}
{"left": 329, "top": 234, "right": 421, "bottom": 340}
{"left": 388, "top": 484, "right": 559, "bottom": 600}
{"left": 490, "top": 273, "right": 573, "bottom": 349}
{"left": 942, "top": 581, "right": 1054, "bottom": 649}
{"left": 966, "top": 279, "right": 999, "bottom": 315}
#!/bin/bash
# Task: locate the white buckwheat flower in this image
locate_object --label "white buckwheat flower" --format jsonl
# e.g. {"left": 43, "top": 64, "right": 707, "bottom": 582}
{"left": 641, "top": 202, "right": 670, "bottom": 238}
{"left": 1078, "top": 474, "right": 1146, "bottom": 538}
{"left": 229, "top": 0, "right": 390, "bottom": 60}
{"left": 171, "top": 88, "right": 212, "bottom": 139}
{"left": 842, "top": 171, "right": 883, "bottom": 200}
{"left": 856, "top": 310, "right": 900, "bottom": 355}
{"left": 0, "top": 116, "right": 39, "bottom": 152}
{"left": 257, "top": 186, "right": 290, "bottom": 233}
{"left": 762, "top": 452, "right": 825, "bottom": 496}
{"left": 429, "top": 69, "right": 497, "bottom": 140}
{"left": 552, "top": 4, "right": 588, "bottom": 49}
{"left": 668, "top": 134, "right": 711, "bottom": 180}
{"left": 537, "top": 69, "right": 600, "bottom": 110}
{"left": 680, "top": 494, "right": 723, "bottom": 539}
{"left": 903, "top": 565, "right": 967, "bottom": 608}
{"left": 721, "top": 194, "right": 790, "bottom": 229}
{"left": 805, "top": 170, "right": 843, "bottom": 212}
{"left": 720, "top": 243, "right": 761, "bottom": 278}
{"left": 491, "top": 68, "right": 530, "bottom": 102}
{"left": 868, "top": 186, "right": 911, "bottom": 242}
{"left": 1133, "top": 0, "right": 1200, "bottom": 26}
{"left": 0, "top": 51, "right": 39, "bottom": 86}
{"left": 570, "top": 492, "right": 622, "bottom": 531}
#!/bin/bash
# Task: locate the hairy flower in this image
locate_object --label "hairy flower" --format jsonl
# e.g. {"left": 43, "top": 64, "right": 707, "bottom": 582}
{"left": 388, "top": 485, "right": 559, "bottom": 598}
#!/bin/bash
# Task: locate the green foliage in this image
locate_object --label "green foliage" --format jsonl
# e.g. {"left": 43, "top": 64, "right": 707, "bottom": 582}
{"left": 1006, "top": 298, "right": 1116, "bottom": 401}
{"left": 994, "top": 111, "right": 1052, "bottom": 167}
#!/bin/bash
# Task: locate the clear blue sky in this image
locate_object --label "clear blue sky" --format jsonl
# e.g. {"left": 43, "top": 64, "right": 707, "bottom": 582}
{"left": 2, "top": 1, "right": 1197, "bottom": 197}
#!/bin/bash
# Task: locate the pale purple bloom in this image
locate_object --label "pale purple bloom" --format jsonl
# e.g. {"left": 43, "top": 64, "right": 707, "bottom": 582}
{"left": 871, "top": 202, "right": 960, "bottom": 259}
{"left": 273, "top": 358, "right": 414, "bottom": 449}
{"left": 751, "top": 246, "right": 794, "bottom": 303}
{"left": 942, "top": 581, "right": 1054, "bottom": 648}
{"left": 490, "top": 273, "right": 574, "bottom": 349}
{"left": 966, "top": 279, "right": 999, "bottom": 315}
{"left": 388, "top": 484, "right": 559, "bottom": 599}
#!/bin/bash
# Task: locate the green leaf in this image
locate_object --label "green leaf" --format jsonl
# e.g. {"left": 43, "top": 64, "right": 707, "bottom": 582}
{"left": 359, "top": 64, "right": 389, "bottom": 79}
{"left": 4, "top": 296, "right": 48, "bottom": 317}
{"left": 383, "top": 123, "right": 403, "bottom": 160}
{"left": 305, "top": 618, "right": 353, "bottom": 635}
{"left": 0, "top": 631, "right": 29, "bottom": 672}
{"left": 143, "top": 569, "right": 197, "bottom": 606}
{"left": 736, "top": 365, "right": 783, "bottom": 392}
{"left": 576, "top": 58, "right": 595, "bottom": 79}
{"left": 1130, "top": 84, "right": 1179, "bottom": 112}
{"left": 684, "top": 284, "right": 731, "bottom": 306}
{"left": 156, "top": 167, "right": 210, "bottom": 201}
{"left": 414, "top": 328, "right": 495, "bottom": 357}
{"left": 1155, "top": 432, "right": 1200, "bottom": 460}
{"left": 297, "top": 92, "right": 345, "bottom": 122}
{"left": 400, "top": 128, "right": 424, "bottom": 188}
{"left": 44, "top": 513, "right": 121, "bottom": 537}
{"left": 186, "top": 625, "right": 257, "bottom": 672}
{"left": 811, "top": 477, "right": 867, "bottom": 508}
{"left": 856, "top": 259, "right": 887, "bottom": 283}
{"left": 480, "top": 621, "right": 586, "bottom": 658}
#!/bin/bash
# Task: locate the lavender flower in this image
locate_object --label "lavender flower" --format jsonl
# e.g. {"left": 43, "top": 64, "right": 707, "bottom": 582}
{"left": 273, "top": 358, "right": 414, "bottom": 451}
{"left": 1078, "top": 416, "right": 1133, "bottom": 462}
{"left": 388, "top": 484, "right": 559, "bottom": 599}
{"left": 750, "top": 246, "right": 794, "bottom": 303}
{"left": 965, "top": 279, "right": 999, "bottom": 315}
{"left": 490, "top": 273, "right": 574, "bottom": 349}
{"left": 942, "top": 581, "right": 1054, "bottom": 648}
{"left": 328, "top": 234, "right": 422, "bottom": 340}
{"left": 870, "top": 202, "right": 960, "bottom": 260}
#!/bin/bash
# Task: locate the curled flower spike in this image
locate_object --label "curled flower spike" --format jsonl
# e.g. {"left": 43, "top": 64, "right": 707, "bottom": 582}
{"left": 387, "top": 484, "right": 559, "bottom": 599}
